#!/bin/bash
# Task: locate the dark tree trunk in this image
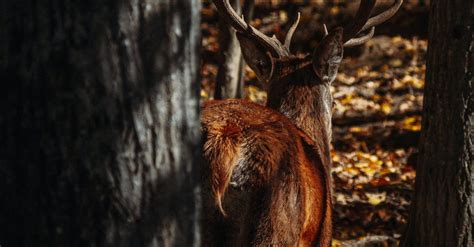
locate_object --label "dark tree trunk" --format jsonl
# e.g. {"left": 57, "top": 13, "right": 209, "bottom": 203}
{"left": 214, "top": 0, "right": 254, "bottom": 99}
{"left": 401, "top": 0, "right": 473, "bottom": 246}
{"left": 0, "top": 0, "right": 201, "bottom": 246}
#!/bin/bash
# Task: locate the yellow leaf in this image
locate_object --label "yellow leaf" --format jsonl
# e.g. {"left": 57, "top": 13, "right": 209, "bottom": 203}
{"left": 332, "top": 239, "right": 342, "bottom": 247}
{"left": 356, "top": 67, "right": 368, "bottom": 77}
{"left": 355, "top": 162, "right": 369, "bottom": 169}
{"left": 362, "top": 167, "right": 376, "bottom": 177}
{"left": 389, "top": 58, "right": 403, "bottom": 67}
{"left": 344, "top": 167, "right": 360, "bottom": 175}
{"left": 369, "top": 155, "right": 379, "bottom": 163}
{"left": 404, "top": 116, "right": 417, "bottom": 124}
{"left": 330, "top": 7, "right": 340, "bottom": 15}
{"left": 200, "top": 89, "right": 208, "bottom": 98}
{"left": 279, "top": 11, "right": 288, "bottom": 22}
{"left": 366, "top": 192, "right": 386, "bottom": 206}
{"left": 402, "top": 116, "right": 422, "bottom": 131}
{"left": 245, "top": 66, "right": 256, "bottom": 79}
{"left": 381, "top": 103, "right": 391, "bottom": 114}
{"left": 349, "top": 126, "right": 363, "bottom": 133}
{"left": 410, "top": 125, "right": 422, "bottom": 131}
{"left": 391, "top": 36, "right": 403, "bottom": 43}
{"left": 246, "top": 85, "right": 259, "bottom": 93}
{"left": 371, "top": 94, "right": 381, "bottom": 101}
{"left": 340, "top": 94, "right": 353, "bottom": 105}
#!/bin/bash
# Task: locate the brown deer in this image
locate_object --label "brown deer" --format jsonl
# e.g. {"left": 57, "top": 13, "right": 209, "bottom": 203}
{"left": 201, "top": 0, "right": 402, "bottom": 246}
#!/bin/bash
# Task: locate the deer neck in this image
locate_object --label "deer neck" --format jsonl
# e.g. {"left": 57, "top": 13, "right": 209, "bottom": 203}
{"left": 266, "top": 63, "right": 333, "bottom": 160}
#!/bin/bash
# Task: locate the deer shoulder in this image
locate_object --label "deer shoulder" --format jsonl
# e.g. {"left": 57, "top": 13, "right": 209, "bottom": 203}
{"left": 201, "top": 99, "right": 331, "bottom": 246}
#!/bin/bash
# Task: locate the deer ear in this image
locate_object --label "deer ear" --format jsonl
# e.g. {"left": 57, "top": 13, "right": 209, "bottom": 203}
{"left": 312, "top": 28, "right": 344, "bottom": 84}
{"left": 236, "top": 32, "right": 274, "bottom": 82}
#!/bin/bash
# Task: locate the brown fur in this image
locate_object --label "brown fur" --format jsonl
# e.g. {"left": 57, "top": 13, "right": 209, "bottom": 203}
{"left": 201, "top": 99, "right": 332, "bottom": 246}
{"left": 266, "top": 55, "right": 334, "bottom": 164}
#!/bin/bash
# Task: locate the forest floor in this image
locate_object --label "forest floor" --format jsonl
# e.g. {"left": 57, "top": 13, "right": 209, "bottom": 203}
{"left": 200, "top": 1, "right": 428, "bottom": 245}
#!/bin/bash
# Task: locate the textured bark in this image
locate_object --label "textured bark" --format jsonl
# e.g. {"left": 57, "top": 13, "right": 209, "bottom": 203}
{"left": 214, "top": 0, "right": 254, "bottom": 99}
{"left": 0, "top": 0, "right": 201, "bottom": 246}
{"left": 401, "top": 0, "right": 473, "bottom": 246}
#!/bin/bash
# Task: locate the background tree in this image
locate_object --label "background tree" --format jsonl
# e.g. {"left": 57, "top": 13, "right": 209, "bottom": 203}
{"left": 401, "top": 0, "right": 473, "bottom": 246}
{"left": 0, "top": 0, "right": 201, "bottom": 246}
{"left": 214, "top": 0, "right": 254, "bottom": 99}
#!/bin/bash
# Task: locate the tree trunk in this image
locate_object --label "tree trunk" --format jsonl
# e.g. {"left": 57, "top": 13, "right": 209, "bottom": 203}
{"left": 401, "top": 0, "right": 473, "bottom": 246}
{"left": 0, "top": 0, "right": 201, "bottom": 246}
{"left": 214, "top": 0, "right": 254, "bottom": 99}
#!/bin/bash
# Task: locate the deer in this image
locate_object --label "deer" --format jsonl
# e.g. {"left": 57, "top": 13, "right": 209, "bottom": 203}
{"left": 201, "top": 0, "right": 403, "bottom": 246}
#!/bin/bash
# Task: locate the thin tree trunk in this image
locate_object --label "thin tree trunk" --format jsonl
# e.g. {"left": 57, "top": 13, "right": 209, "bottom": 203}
{"left": 0, "top": 0, "right": 201, "bottom": 246}
{"left": 401, "top": 0, "right": 473, "bottom": 246}
{"left": 214, "top": 0, "right": 254, "bottom": 99}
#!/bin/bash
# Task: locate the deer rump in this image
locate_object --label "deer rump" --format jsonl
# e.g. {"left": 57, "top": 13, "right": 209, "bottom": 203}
{"left": 201, "top": 99, "right": 332, "bottom": 247}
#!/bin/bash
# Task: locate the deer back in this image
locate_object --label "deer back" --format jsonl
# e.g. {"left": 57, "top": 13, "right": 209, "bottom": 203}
{"left": 201, "top": 99, "right": 332, "bottom": 246}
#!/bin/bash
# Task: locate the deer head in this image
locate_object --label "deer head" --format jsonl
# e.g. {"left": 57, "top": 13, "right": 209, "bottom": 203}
{"left": 213, "top": 0, "right": 403, "bottom": 158}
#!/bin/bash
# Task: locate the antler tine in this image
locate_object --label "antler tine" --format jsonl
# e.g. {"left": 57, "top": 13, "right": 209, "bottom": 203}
{"left": 212, "top": 0, "right": 288, "bottom": 57}
{"left": 284, "top": 12, "right": 301, "bottom": 52}
{"left": 360, "top": 0, "right": 403, "bottom": 33}
{"left": 343, "top": 0, "right": 403, "bottom": 47}
{"left": 343, "top": 27, "right": 375, "bottom": 47}
{"left": 213, "top": 0, "right": 247, "bottom": 32}
{"left": 323, "top": 24, "right": 329, "bottom": 37}
{"left": 342, "top": 0, "right": 376, "bottom": 44}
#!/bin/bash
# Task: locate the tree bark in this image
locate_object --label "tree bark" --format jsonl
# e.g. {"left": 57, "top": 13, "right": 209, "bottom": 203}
{"left": 214, "top": 0, "right": 254, "bottom": 99}
{"left": 0, "top": 0, "right": 201, "bottom": 246}
{"left": 401, "top": 0, "right": 473, "bottom": 246}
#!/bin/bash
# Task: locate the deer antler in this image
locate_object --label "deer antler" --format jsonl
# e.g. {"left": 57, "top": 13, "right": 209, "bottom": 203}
{"left": 343, "top": 0, "right": 403, "bottom": 47}
{"left": 213, "top": 0, "right": 292, "bottom": 57}
{"left": 214, "top": 0, "right": 403, "bottom": 52}
{"left": 284, "top": 12, "right": 301, "bottom": 52}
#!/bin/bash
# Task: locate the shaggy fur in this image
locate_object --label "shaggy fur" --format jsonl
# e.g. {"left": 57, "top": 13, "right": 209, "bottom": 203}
{"left": 201, "top": 100, "right": 332, "bottom": 246}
